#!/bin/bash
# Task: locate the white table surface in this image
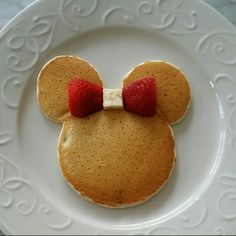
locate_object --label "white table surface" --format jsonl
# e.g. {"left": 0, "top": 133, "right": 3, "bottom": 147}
{"left": 0, "top": 0, "right": 236, "bottom": 235}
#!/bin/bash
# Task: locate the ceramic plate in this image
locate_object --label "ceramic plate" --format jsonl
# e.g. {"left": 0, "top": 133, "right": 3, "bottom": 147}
{"left": 0, "top": 0, "right": 236, "bottom": 234}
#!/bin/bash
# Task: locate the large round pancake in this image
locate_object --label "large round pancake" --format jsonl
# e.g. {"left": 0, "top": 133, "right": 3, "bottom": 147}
{"left": 123, "top": 61, "right": 191, "bottom": 124}
{"left": 59, "top": 110, "right": 175, "bottom": 207}
{"left": 37, "top": 56, "right": 102, "bottom": 123}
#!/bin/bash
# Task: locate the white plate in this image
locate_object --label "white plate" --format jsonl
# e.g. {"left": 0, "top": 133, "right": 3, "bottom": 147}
{"left": 0, "top": 0, "right": 236, "bottom": 234}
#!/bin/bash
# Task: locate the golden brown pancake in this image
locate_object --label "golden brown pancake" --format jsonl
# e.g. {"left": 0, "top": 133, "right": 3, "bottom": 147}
{"left": 37, "top": 56, "right": 190, "bottom": 207}
{"left": 37, "top": 56, "right": 102, "bottom": 123}
{"left": 59, "top": 110, "right": 175, "bottom": 207}
{"left": 123, "top": 61, "right": 191, "bottom": 124}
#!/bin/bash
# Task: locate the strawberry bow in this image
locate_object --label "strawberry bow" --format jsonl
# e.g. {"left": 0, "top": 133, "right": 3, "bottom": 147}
{"left": 69, "top": 78, "right": 156, "bottom": 117}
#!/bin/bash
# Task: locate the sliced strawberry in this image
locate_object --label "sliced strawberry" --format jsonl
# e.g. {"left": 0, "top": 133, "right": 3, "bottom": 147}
{"left": 68, "top": 78, "right": 103, "bottom": 117}
{"left": 122, "top": 78, "right": 156, "bottom": 117}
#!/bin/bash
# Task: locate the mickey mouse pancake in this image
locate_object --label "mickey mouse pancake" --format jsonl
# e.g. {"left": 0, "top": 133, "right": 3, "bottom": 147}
{"left": 37, "top": 56, "right": 190, "bottom": 208}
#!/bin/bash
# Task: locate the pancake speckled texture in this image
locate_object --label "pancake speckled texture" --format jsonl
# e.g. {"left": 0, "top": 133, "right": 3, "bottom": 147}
{"left": 37, "top": 56, "right": 102, "bottom": 123}
{"left": 37, "top": 56, "right": 190, "bottom": 207}
{"left": 123, "top": 61, "right": 191, "bottom": 124}
{"left": 59, "top": 110, "right": 175, "bottom": 206}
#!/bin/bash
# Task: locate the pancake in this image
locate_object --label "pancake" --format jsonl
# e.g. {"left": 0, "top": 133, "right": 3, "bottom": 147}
{"left": 37, "top": 56, "right": 190, "bottom": 208}
{"left": 37, "top": 55, "right": 102, "bottom": 123}
{"left": 58, "top": 110, "right": 175, "bottom": 207}
{"left": 123, "top": 61, "right": 191, "bottom": 124}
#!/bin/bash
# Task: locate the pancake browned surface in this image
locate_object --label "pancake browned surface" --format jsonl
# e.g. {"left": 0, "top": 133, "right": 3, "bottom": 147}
{"left": 37, "top": 56, "right": 189, "bottom": 207}
{"left": 123, "top": 61, "right": 191, "bottom": 124}
{"left": 59, "top": 110, "right": 175, "bottom": 207}
{"left": 37, "top": 56, "right": 102, "bottom": 123}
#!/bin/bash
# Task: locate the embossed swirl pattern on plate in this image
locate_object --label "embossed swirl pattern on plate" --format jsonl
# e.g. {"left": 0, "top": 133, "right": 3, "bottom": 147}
{"left": 218, "top": 175, "right": 236, "bottom": 220}
{"left": 60, "top": 0, "right": 98, "bottom": 31}
{"left": 0, "top": 156, "right": 72, "bottom": 230}
{"left": 137, "top": 0, "right": 197, "bottom": 30}
{"left": 0, "top": 156, "right": 36, "bottom": 215}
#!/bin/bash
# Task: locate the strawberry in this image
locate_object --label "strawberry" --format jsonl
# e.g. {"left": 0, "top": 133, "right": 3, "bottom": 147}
{"left": 122, "top": 78, "right": 156, "bottom": 117}
{"left": 68, "top": 78, "right": 103, "bottom": 117}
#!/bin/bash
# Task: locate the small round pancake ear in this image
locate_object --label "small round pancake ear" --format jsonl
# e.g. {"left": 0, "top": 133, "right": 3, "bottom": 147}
{"left": 37, "top": 56, "right": 102, "bottom": 123}
{"left": 123, "top": 61, "right": 191, "bottom": 124}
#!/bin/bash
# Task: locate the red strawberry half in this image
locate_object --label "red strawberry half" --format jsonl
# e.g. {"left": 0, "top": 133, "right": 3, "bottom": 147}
{"left": 122, "top": 78, "right": 157, "bottom": 117}
{"left": 68, "top": 78, "right": 103, "bottom": 117}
